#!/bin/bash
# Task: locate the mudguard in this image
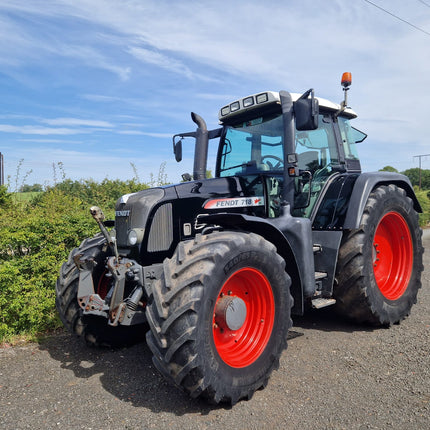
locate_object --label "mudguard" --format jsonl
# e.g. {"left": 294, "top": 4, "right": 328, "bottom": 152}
{"left": 198, "top": 209, "right": 315, "bottom": 315}
{"left": 343, "top": 172, "right": 421, "bottom": 230}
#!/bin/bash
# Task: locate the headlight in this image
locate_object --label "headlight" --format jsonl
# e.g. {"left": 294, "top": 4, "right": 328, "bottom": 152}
{"left": 256, "top": 93, "right": 268, "bottom": 104}
{"left": 221, "top": 106, "right": 230, "bottom": 116}
{"left": 243, "top": 96, "right": 254, "bottom": 107}
{"left": 230, "top": 101, "right": 240, "bottom": 112}
{"left": 127, "top": 228, "right": 144, "bottom": 246}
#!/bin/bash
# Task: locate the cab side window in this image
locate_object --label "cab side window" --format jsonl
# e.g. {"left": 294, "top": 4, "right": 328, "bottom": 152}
{"left": 338, "top": 117, "right": 366, "bottom": 172}
{"left": 295, "top": 114, "right": 338, "bottom": 178}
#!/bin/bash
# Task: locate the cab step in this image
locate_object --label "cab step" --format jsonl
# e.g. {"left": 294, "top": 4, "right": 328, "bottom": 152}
{"left": 311, "top": 298, "right": 336, "bottom": 309}
{"left": 315, "top": 271, "right": 327, "bottom": 280}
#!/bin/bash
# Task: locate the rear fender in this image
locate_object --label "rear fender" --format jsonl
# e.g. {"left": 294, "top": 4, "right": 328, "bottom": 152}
{"left": 343, "top": 172, "right": 421, "bottom": 229}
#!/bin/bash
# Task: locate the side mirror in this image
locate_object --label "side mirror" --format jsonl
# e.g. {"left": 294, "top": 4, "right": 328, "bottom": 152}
{"left": 294, "top": 89, "right": 319, "bottom": 131}
{"left": 172, "top": 130, "right": 197, "bottom": 163}
{"left": 174, "top": 138, "right": 182, "bottom": 162}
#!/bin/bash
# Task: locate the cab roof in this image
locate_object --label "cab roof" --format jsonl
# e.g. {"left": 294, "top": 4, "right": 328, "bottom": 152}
{"left": 218, "top": 90, "right": 357, "bottom": 123}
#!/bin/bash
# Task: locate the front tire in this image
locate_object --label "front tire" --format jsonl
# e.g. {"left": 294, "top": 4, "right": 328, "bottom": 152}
{"left": 334, "top": 185, "right": 424, "bottom": 325}
{"left": 145, "top": 231, "right": 292, "bottom": 404}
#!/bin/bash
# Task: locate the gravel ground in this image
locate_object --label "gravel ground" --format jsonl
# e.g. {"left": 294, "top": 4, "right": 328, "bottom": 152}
{"left": 1, "top": 230, "right": 429, "bottom": 430}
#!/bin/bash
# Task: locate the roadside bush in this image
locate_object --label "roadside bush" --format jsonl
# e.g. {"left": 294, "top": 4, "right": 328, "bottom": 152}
{"left": 0, "top": 161, "right": 164, "bottom": 343}
{"left": 415, "top": 188, "right": 430, "bottom": 227}
{"left": 0, "top": 185, "right": 11, "bottom": 207}
{"left": 51, "top": 178, "right": 148, "bottom": 213}
{"left": 0, "top": 190, "right": 98, "bottom": 342}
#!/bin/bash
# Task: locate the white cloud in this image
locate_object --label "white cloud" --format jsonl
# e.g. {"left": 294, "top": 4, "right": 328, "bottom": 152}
{"left": 0, "top": 124, "right": 86, "bottom": 135}
{"left": 42, "top": 118, "right": 114, "bottom": 127}
{"left": 0, "top": 4, "right": 131, "bottom": 80}
{"left": 17, "top": 138, "right": 84, "bottom": 144}
{"left": 128, "top": 47, "right": 192, "bottom": 77}
{"left": 117, "top": 130, "right": 172, "bottom": 138}
{"left": 127, "top": 46, "right": 219, "bottom": 83}
{"left": 117, "top": 130, "right": 145, "bottom": 135}
{"left": 81, "top": 94, "right": 121, "bottom": 103}
{"left": 55, "top": 44, "right": 131, "bottom": 81}
{"left": 196, "top": 93, "right": 235, "bottom": 101}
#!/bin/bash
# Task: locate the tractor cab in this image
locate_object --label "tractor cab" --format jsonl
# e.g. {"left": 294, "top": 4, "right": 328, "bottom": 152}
{"left": 174, "top": 75, "right": 367, "bottom": 221}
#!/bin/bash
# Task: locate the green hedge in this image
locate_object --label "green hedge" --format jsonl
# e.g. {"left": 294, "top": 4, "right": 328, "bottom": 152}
{"left": 415, "top": 188, "right": 430, "bottom": 227}
{"left": 0, "top": 176, "right": 158, "bottom": 343}
{"left": 0, "top": 189, "right": 98, "bottom": 341}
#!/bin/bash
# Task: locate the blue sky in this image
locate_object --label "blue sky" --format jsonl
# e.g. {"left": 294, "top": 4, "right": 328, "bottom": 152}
{"left": 1, "top": 0, "right": 430, "bottom": 189}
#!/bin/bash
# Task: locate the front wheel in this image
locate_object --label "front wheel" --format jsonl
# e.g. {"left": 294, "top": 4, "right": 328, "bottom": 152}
{"left": 145, "top": 231, "right": 292, "bottom": 404}
{"left": 334, "top": 185, "right": 424, "bottom": 325}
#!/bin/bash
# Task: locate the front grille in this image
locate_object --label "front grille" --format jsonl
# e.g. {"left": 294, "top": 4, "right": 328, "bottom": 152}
{"left": 115, "top": 211, "right": 130, "bottom": 247}
{"left": 147, "top": 203, "right": 173, "bottom": 252}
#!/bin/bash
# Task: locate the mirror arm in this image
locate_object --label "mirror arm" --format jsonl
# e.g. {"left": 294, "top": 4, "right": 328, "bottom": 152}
{"left": 172, "top": 131, "right": 196, "bottom": 148}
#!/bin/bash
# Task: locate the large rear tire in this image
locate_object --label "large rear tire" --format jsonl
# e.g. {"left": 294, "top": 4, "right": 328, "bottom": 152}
{"left": 334, "top": 185, "right": 423, "bottom": 325}
{"left": 55, "top": 235, "right": 145, "bottom": 347}
{"left": 145, "top": 231, "right": 292, "bottom": 404}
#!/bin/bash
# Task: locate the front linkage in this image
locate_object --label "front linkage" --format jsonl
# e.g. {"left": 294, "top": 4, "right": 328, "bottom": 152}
{"left": 74, "top": 206, "right": 161, "bottom": 327}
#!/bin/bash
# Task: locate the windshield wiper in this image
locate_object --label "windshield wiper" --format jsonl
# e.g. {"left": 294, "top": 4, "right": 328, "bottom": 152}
{"left": 219, "top": 161, "right": 257, "bottom": 173}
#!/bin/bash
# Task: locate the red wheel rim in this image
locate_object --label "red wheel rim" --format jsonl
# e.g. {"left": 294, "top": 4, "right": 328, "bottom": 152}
{"left": 373, "top": 211, "right": 413, "bottom": 300}
{"left": 212, "top": 267, "right": 275, "bottom": 368}
{"left": 97, "top": 271, "right": 111, "bottom": 299}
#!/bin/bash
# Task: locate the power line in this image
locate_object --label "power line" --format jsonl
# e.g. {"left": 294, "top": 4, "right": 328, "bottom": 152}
{"left": 417, "top": 0, "right": 430, "bottom": 9}
{"left": 362, "top": 0, "right": 430, "bottom": 37}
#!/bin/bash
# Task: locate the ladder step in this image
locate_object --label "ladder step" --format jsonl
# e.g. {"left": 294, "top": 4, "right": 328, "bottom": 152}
{"left": 315, "top": 271, "right": 327, "bottom": 280}
{"left": 313, "top": 245, "right": 322, "bottom": 253}
{"left": 312, "top": 298, "right": 336, "bottom": 309}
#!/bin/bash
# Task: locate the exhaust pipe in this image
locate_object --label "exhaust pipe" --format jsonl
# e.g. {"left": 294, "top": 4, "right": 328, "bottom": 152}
{"left": 191, "top": 112, "right": 208, "bottom": 181}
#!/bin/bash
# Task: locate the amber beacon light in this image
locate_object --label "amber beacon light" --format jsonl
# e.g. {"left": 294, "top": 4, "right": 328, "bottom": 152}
{"left": 339, "top": 72, "right": 352, "bottom": 112}
{"left": 341, "top": 72, "right": 352, "bottom": 88}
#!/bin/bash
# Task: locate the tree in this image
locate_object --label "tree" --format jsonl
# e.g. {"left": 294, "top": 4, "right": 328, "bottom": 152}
{"left": 379, "top": 166, "right": 398, "bottom": 173}
{"left": 402, "top": 168, "right": 430, "bottom": 190}
{"left": 20, "top": 183, "right": 43, "bottom": 193}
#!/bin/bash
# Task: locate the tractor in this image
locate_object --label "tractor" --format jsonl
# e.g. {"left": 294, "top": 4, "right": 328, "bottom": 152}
{"left": 56, "top": 73, "right": 424, "bottom": 405}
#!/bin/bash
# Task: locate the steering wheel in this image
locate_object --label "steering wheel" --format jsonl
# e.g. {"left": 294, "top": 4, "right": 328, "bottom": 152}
{"left": 261, "top": 155, "right": 284, "bottom": 170}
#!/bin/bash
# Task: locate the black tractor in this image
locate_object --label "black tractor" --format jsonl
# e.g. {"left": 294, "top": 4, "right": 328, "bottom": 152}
{"left": 56, "top": 73, "right": 424, "bottom": 404}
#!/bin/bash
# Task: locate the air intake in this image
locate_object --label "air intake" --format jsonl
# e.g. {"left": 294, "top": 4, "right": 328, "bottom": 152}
{"left": 147, "top": 203, "right": 173, "bottom": 252}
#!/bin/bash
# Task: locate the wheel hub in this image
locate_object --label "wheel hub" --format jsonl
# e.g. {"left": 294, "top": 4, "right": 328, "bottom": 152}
{"left": 214, "top": 296, "right": 247, "bottom": 331}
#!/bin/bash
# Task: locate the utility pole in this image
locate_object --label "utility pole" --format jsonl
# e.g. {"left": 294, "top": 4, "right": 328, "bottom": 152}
{"left": 413, "top": 153, "right": 430, "bottom": 190}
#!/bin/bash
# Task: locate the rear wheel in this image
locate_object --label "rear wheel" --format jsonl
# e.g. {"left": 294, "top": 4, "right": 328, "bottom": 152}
{"left": 145, "top": 231, "right": 292, "bottom": 404}
{"left": 334, "top": 185, "right": 423, "bottom": 325}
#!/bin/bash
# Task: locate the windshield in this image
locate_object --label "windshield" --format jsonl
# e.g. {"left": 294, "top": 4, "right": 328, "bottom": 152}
{"left": 218, "top": 114, "right": 284, "bottom": 177}
{"left": 217, "top": 113, "right": 339, "bottom": 177}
